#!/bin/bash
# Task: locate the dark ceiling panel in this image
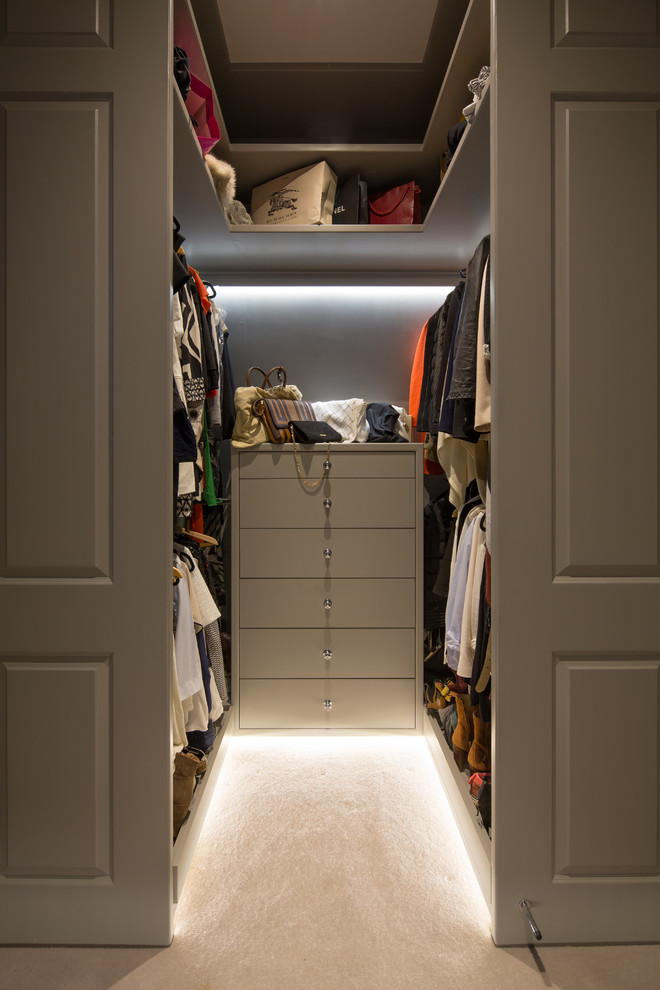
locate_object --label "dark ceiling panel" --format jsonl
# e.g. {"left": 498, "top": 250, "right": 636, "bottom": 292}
{"left": 191, "top": 0, "right": 469, "bottom": 144}
{"left": 216, "top": 0, "right": 441, "bottom": 64}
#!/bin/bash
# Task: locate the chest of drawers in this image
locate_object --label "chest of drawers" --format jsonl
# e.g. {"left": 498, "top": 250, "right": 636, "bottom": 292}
{"left": 231, "top": 443, "right": 423, "bottom": 730}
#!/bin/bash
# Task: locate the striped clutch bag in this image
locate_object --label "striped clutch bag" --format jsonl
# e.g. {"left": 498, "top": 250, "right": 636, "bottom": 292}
{"left": 252, "top": 396, "right": 315, "bottom": 443}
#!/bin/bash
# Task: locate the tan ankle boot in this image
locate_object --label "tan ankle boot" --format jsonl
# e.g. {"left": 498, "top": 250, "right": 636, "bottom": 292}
{"left": 173, "top": 747, "right": 207, "bottom": 839}
{"left": 451, "top": 693, "right": 473, "bottom": 772}
{"left": 468, "top": 707, "right": 491, "bottom": 773}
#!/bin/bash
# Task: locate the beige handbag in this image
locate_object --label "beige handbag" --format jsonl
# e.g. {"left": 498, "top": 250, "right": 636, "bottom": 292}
{"left": 231, "top": 365, "right": 303, "bottom": 448}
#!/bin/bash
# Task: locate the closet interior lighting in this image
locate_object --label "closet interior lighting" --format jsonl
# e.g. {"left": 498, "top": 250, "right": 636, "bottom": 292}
{"left": 211, "top": 285, "right": 453, "bottom": 305}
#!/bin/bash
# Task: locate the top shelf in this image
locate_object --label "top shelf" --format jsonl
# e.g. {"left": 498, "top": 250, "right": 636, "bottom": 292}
{"left": 172, "top": 0, "right": 490, "bottom": 280}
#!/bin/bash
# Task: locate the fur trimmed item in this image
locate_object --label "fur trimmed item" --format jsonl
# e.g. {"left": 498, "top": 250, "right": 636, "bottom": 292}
{"left": 204, "top": 155, "right": 253, "bottom": 225}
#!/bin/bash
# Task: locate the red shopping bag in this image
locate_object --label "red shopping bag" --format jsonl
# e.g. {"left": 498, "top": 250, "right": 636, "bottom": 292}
{"left": 186, "top": 73, "right": 221, "bottom": 154}
{"left": 369, "top": 181, "right": 421, "bottom": 224}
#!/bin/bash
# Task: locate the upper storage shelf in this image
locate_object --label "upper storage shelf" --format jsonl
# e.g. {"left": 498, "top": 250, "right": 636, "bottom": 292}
{"left": 173, "top": 0, "right": 490, "bottom": 279}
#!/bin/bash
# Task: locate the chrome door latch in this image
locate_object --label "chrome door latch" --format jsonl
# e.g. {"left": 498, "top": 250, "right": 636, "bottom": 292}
{"left": 519, "top": 899, "right": 542, "bottom": 941}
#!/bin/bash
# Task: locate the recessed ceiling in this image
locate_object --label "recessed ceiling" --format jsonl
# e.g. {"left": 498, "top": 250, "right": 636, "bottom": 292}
{"left": 217, "top": 0, "right": 440, "bottom": 64}
{"left": 192, "top": 0, "right": 469, "bottom": 144}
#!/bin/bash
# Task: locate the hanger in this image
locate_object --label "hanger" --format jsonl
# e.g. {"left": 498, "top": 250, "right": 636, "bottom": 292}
{"left": 174, "top": 545, "right": 195, "bottom": 570}
{"left": 175, "top": 527, "right": 218, "bottom": 547}
{"left": 203, "top": 280, "right": 216, "bottom": 299}
{"left": 173, "top": 566, "right": 183, "bottom": 584}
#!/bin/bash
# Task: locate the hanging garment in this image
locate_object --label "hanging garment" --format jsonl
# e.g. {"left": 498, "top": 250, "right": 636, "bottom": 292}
{"left": 474, "top": 257, "right": 491, "bottom": 432}
{"left": 205, "top": 301, "right": 226, "bottom": 439}
{"left": 173, "top": 282, "right": 205, "bottom": 505}
{"left": 423, "top": 482, "right": 454, "bottom": 631}
{"left": 408, "top": 320, "right": 429, "bottom": 428}
{"left": 446, "top": 238, "right": 490, "bottom": 443}
{"left": 414, "top": 306, "right": 441, "bottom": 434}
{"left": 457, "top": 513, "right": 487, "bottom": 679}
{"left": 444, "top": 505, "right": 484, "bottom": 671}
{"left": 179, "top": 541, "right": 228, "bottom": 707}
{"left": 188, "top": 266, "right": 219, "bottom": 393}
{"left": 173, "top": 379, "right": 198, "bottom": 463}
{"left": 171, "top": 633, "right": 188, "bottom": 765}
{"left": 204, "top": 619, "right": 229, "bottom": 703}
{"left": 184, "top": 554, "right": 224, "bottom": 715}
{"left": 470, "top": 565, "right": 491, "bottom": 722}
{"left": 447, "top": 236, "right": 490, "bottom": 405}
{"left": 180, "top": 558, "right": 211, "bottom": 732}
{"left": 173, "top": 555, "right": 204, "bottom": 701}
{"left": 428, "top": 284, "right": 464, "bottom": 434}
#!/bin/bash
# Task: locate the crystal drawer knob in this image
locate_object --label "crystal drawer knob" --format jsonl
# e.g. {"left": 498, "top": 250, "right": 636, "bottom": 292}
{"left": 323, "top": 498, "right": 332, "bottom": 509}
{"left": 323, "top": 699, "right": 332, "bottom": 711}
{"left": 323, "top": 649, "right": 333, "bottom": 660}
{"left": 323, "top": 459, "right": 332, "bottom": 471}
{"left": 323, "top": 547, "right": 332, "bottom": 559}
{"left": 324, "top": 598, "right": 332, "bottom": 610}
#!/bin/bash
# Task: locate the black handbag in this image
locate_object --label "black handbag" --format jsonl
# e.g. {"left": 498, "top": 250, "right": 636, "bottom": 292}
{"left": 333, "top": 173, "right": 369, "bottom": 224}
{"left": 173, "top": 46, "right": 191, "bottom": 101}
{"left": 289, "top": 420, "right": 341, "bottom": 492}
{"left": 289, "top": 420, "right": 342, "bottom": 444}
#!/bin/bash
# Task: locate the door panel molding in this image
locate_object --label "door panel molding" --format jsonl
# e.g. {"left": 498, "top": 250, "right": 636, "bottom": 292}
{"left": 0, "top": 0, "right": 112, "bottom": 47}
{"left": 553, "top": 100, "right": 660, "bottom": 577}
{"left": 0, "top": 99, "right": 111, "bottom": 579}
{"left": 553, "top": 0, "right": 660, "bottom": 47}
{"left": 554, "top": 655, "right": 660, "bottom": 877}
{"left": 1, "top": 657, "right": 112, "bottom": 878}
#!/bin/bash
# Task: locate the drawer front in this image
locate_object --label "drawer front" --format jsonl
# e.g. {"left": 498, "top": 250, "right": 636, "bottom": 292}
{"left": 239, "top": 446, "right": 417, "bottom": 480}
{"left": 239, "top": 478, "right": 415, "bottom": 529}
{"left": 239, "top": 678, "right": 416, "bottom": 729}
{"left": 239, "top": 528, "right": 415, "bottom": 578}
{"left": 239, "top": 628, "right": 415, "bottom": 678}
{"left": 239, "top": 577, "right": 415, "bottom": 628}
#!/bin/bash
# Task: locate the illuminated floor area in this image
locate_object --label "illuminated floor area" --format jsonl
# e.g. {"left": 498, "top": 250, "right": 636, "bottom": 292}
{"left": 2, "top": 736, "right": 660, "bottom": 989}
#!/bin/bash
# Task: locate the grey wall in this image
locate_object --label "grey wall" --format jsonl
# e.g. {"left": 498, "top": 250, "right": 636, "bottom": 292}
{"left": 214, "top": 285, "right": 452, "bottom": 410}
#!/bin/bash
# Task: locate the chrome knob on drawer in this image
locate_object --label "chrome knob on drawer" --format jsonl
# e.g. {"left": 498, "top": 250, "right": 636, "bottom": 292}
{"left": 323, "top": 459, "right": 332, "bottom": 471}
{"left": 324, "top": 598, "right": 332, "bottom": 610}
{"left": 322, "top": 649, "right": 333, "bottom": 660}
{"left": 323, "top": 547, "right": 332, "bottom": 559}
{"left": 323, "top": 498, "right": 332, "bottom": 509}
{"left": 323, "top": 699, "right": 332, "bottom": 711}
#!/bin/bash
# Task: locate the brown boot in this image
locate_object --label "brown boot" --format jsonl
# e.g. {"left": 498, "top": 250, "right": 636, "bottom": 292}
{"left": 425, "top": 683, "right": 446, "bottom": 711}
{"left": 173, "top": 747, "right": 207, "bottom": 839}
{"left": 451, "top": 693, "right": 473, "bottom": 772}
{"left": 468, "top": 707, "right": 491, "bottom": 773}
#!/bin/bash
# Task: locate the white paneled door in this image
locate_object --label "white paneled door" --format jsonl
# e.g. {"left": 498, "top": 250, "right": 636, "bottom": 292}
{"left": 492, "top": 0, "right": 660, "bottom": 943}
{"left": 0, "top": 0, "right": 173, "bottom": 944}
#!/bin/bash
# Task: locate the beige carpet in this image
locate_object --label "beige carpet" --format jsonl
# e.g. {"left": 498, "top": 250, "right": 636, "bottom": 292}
{"left": 2, "top": 735, "right": 660, "bottom": 989}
